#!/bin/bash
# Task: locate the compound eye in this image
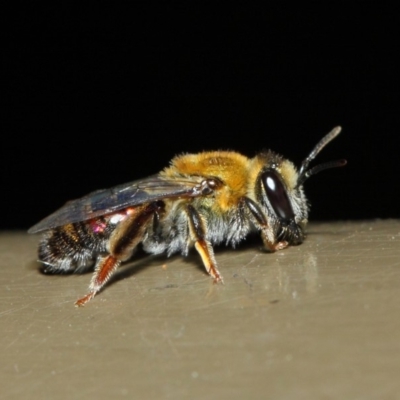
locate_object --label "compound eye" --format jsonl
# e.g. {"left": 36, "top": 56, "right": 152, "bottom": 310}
{"left": 261, "top": 170, "right": 295, "bottom": 220}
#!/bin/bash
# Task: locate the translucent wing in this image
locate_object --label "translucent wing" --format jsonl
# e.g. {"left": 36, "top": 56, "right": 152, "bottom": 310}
{"left": 28, "top": 174, "right": 207, "bottom": 233}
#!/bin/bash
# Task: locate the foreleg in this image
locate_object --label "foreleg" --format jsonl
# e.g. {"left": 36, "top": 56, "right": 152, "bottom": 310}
{"left": 243, "top": 197, "right": 289, "bottom": 252}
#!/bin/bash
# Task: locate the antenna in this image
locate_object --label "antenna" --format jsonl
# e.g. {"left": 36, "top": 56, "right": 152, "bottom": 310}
{"left": 297, "top": 126, "right": 347, "bottom": 187}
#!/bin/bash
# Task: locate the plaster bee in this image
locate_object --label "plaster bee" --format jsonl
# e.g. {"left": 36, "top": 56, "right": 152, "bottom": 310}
{"left": 29, "top": 126, "right": 346, "bottom": 306}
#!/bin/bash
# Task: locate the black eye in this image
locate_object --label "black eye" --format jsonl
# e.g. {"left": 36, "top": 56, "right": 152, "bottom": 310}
{"left": 261, "top": 170, "right": 295, "bottom": 221}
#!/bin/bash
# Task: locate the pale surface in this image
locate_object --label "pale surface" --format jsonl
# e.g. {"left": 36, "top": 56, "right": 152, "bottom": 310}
{"left": 1, "top": 220, "right": 400, "bottom": 400}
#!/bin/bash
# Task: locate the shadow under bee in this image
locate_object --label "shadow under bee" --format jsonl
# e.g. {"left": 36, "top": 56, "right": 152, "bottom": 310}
{"left": 108, "top": 240, "right": 261, "bottom": 291}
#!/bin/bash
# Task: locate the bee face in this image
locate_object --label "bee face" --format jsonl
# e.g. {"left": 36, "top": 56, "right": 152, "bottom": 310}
{"left": 29, "top": 127, "right": 346, "bottom": 306}
{"left": 255, "top": 154, "right": 308, "bottom": 245}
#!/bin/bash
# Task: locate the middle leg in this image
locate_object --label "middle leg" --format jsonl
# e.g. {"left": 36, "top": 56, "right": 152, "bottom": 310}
{"left": 186, "top": 204, "right": 223, "bottom": 283}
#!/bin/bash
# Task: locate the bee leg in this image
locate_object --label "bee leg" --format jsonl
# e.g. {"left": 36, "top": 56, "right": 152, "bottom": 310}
{"left": 266, "top": 240, "right": 289, "bottom": 251}
{"left": 186, "top": 205, "right": 223, "bottom": 283}
{"left": 75, "top": 255, "right": 121, "bottom": 306}
{"left": 75, "top": 202, "right": 163, "bottom": 306}
{"left": 243, "top": 197, "right": 288, "bottom": 252}
{"left": 152, "top": 204, "right": 164, "bottom": 243}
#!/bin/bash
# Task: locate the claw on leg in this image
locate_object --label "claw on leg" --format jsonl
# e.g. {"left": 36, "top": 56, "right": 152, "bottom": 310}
{"left": 262, "top": 238, "right": 289, "bottom": 252}
{"left": 75, "top": 291, "right": 96, "bottom": 307}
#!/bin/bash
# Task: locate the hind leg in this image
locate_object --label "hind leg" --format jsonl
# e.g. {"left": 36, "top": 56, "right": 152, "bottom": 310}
{"left": 75, "top": 202, "right": 164, "bottom": 306}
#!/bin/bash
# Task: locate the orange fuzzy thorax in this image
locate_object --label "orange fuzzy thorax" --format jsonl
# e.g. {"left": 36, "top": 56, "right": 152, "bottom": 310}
{"left": 162, "top": 151, "right": 251, "bottom": 212}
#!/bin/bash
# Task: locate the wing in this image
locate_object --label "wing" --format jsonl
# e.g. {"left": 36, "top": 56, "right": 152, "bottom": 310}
{"left": 28, "top": 174, "right": 207, "bottom": 233}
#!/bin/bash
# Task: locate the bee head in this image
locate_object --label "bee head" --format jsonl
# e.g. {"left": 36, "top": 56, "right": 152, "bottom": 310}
{"left": 257, "top": 126, "right": 346, "bottom": 244}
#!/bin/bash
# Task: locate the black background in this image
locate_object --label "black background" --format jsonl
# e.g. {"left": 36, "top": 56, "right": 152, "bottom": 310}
{"left": 2, "top": 3, "right": 398, "bottom": 230}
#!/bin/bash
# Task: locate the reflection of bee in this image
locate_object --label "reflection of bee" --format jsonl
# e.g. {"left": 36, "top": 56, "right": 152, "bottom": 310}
{"left": 29, "top": 126, "right": 346, "bottom": 306}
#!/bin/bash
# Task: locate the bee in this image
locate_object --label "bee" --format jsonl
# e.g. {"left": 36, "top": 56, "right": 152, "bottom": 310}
{"left": 28, "top": 126, "right": 346, "bottom": 306}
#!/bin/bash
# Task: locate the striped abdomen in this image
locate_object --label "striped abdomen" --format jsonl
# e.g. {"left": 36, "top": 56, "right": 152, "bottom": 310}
{"left": 38, "top": 217, "right": 114, "bottom": 273}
